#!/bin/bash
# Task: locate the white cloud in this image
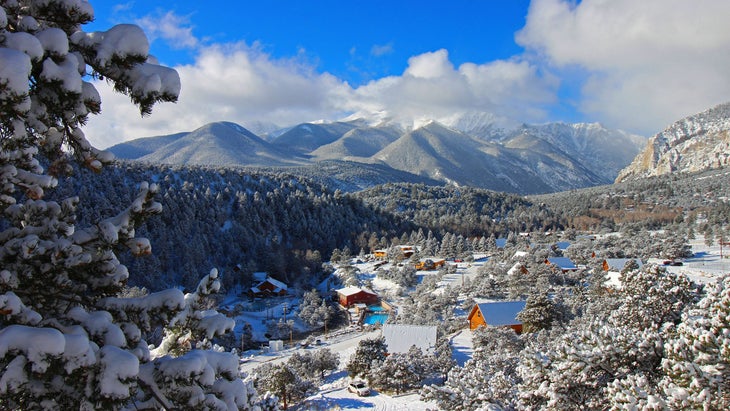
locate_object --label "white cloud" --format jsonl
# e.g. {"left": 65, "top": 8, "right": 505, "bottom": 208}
{"left": 87, "top": 44, "right": 556, "bottom": 148}
{"left": 353, "top": 49, "right": 555, "bottom": 127}
{"left": 370, "top": 43, "right": 394, "bottom": 57}
{"left": 86, "top": 42, "right": 353, "bottom": 148}
{"left": 135, "top": 11, "right": 198, "bottom": 50}
{"left": 83, "top": 1, "right": 730, "bottom": 149}
{"left": 517, "top": 0, "right": 730, "bottom": 134}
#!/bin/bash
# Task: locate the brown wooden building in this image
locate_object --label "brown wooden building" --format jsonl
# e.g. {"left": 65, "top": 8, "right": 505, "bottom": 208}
{"left": 467, "top": 301, "right": 526, "bottom": 334}
{"left": 336, "top": 286, "right": 378, "bottom": 307}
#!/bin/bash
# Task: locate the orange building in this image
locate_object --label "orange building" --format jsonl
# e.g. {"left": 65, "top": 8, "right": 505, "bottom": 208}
{"left": 467, "top": 301, "right": 526, "bottom": 334}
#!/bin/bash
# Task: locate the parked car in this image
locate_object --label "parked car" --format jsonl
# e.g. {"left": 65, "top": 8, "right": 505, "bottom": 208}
{"left": 348, "top": 380, "right": 370, "bottom": 396}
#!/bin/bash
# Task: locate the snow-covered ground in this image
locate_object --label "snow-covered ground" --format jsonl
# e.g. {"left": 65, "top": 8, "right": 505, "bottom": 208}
{"left": 450, "top": 328, "right": 475, "bottom": 367}
{"left": 240, "top": 329, "right": 380, "bottom": 375}
{"left": 296, "top": 386, "right": 434, "bottom": 411}
{"left": 665, "top": 235, "right": 730, "bottom": 284}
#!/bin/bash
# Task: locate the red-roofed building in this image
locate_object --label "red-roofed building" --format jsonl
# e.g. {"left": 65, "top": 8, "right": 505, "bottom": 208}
{"left": 336, "top": 286, "right": 378, "bottom": 307}
{"left": 249, "top": 277, "right": 288, "bottom": 298}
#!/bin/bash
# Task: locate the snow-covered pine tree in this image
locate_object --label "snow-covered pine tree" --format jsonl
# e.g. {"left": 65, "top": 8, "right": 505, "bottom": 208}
{"left": 0, "top": 1, "right": 263, "bottom": 409}
{"left": 517, "top": 291, "right": 557, "bottom": 333}
{"left": 252, "top": 362, "right": 314, "bottom": 410}
{"left": 659, "top": 274, "right": 730, "bottom": 409}
{"left": 422, "top": 326, "right": 523, "bottom": 410}
{"left": 346, "top": 336, "right": 387, "bottom": 378}
{"left": 370, "top": 346, "right": 427, "bottom": 394}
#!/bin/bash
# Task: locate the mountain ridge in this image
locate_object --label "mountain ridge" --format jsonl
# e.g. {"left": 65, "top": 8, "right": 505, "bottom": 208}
{"left": 109, "top": 116, "right": 646, "bottom": 194}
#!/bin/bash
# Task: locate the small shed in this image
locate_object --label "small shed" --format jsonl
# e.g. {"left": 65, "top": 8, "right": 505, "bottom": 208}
{"left": 269, "top": 340, "right": 284, "bottom": 352}
{"left": 382, "top": 324, "right": 437, "bottom": 354}
{"left": 336, "top": 286, "right": 378, "bottom": 307}
{"left": 467, "top": 301, "right": 527, "bottom": 333}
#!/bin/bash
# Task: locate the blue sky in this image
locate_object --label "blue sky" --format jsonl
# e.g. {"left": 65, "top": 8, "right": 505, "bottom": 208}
{"left": 89, "top": 1, "right": 530, "bottom": 86}
{"left": 86, "top": 0, "right": 730, "bottom": 148}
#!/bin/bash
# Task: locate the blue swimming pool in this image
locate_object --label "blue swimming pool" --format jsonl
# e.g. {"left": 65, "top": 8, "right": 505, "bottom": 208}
{"left": 363, "top": 312, "right": 389, "bottom": 325}
{"left": 362, "top": 304, "right": 389, "bottom": 325}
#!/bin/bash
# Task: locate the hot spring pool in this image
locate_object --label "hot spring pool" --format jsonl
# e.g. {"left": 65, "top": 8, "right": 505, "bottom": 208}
{"left": 362, "top": 304, "right": 389, "bottom": 325}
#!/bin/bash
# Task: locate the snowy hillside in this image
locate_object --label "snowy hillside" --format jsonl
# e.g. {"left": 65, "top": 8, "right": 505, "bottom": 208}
{"left": 617, "top": 101, "right": 730, "bottom": 182}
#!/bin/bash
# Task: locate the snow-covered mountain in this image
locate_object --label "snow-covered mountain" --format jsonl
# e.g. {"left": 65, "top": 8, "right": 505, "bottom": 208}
{"left": 109, "top": 117, "right": 645, "bottom": 194}
{"left": 439, "top": 111, "right": 517, "bottom": 140}
{"left": 114, "top": 122, "right": 306, "bottom": 167}
{"left": 501, "top": 123, "right": 646, "bottom": 182}
{"left": 617, "top": 102, "right": 730, "bottom": 183}
{"left": 309, "top": 125, "right": 403, "bottom": 160}
{"left": 370, "top": 121, "right": 606, "bottom": 193}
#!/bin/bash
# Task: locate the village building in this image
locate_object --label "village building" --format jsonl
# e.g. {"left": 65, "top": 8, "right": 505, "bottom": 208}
{"left": 545, "top": 256, "right": 579, "bottom": 272}
{"left": 602, "top": 258, "right": 643, "bottom": 272}
{"left": 335, "top": 286, "right": 379, "bottom": 307}
{"left": 415, "top": 258, "right": 446, "bottom": 270}
{"left": 382, "top": 324, "right": 438, "bottom": 354}
{"left": 507, "top": 262, "right": 529, "bottom": 276}
{"left": 467, "top": 300, "right": 527, "bottom": 333}
{"left": 373, "top": 245, "right": 416, "bottom": 260}
{"left": 249, "top": 276, "right": 288, "bottom": 298}
{"left": 554, "top": 241, "right": 571, "bottom": 251}
{"left": 602, "top": 258, "right": 644, "bottom": 290}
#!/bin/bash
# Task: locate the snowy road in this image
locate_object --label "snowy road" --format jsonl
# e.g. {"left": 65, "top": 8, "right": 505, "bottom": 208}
{"left": 296, "top": 387, "right": 432, "bottom": 410}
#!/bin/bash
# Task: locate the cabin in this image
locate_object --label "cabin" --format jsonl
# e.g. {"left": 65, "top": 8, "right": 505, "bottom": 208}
{"left": 336, "top": 286, "right": 379, "bottom": 307}
{"left": 554, "top": 241, "right": 571, "bottom": 251}
{"left": 507, "top": 262, "right": 529, "bottom": 276}
{"left": 249, "top": 276, "right": 288, "bottom": 298}
{"left": 602, "top": 258, "right": 643, "bottom": 291}
{"left": 373, "top": 249, "right": 388, "bottom": 259}
{"left": 545, "top": 257, "right": 578, "bottom": 272}
{"left": 415, "top": 258, "right": 446, "bottom": 270}
{"left": 467, "top": 301, "right": 526, "bottom": 333}
{"left": 382, "top": 324, "right": 437, "bottom": 354}
{"left": 512, "top": 251, "right": 528, "bottom": 260}
{"left": 373, "top": 245, "right": 415, "bottom": 260}
{"left": 602, "top": 258, "right": 643, "bottom": 272}
{"left": 495, "top": 238, "right": 508, "bottom": 249}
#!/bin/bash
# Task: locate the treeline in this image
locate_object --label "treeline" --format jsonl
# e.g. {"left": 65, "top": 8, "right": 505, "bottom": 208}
{"left": 534, "top": 168, "right": 730, "bottom": 232}
{"left": 51, "top": 161, "right": 413, "bottom": 291}
{"left": 352, "top": 183, "right": 565, "bottom": 237}
{"left": 50, "top": 159, "right": 730, "bottom": 294}
{"left": 51, "top": 164, "right": 559, "bottom": 292}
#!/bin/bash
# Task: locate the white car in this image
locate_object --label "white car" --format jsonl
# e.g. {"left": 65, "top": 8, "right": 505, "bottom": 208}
{"left": 348, "top": 380, "right": 371, "bottom": 396}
